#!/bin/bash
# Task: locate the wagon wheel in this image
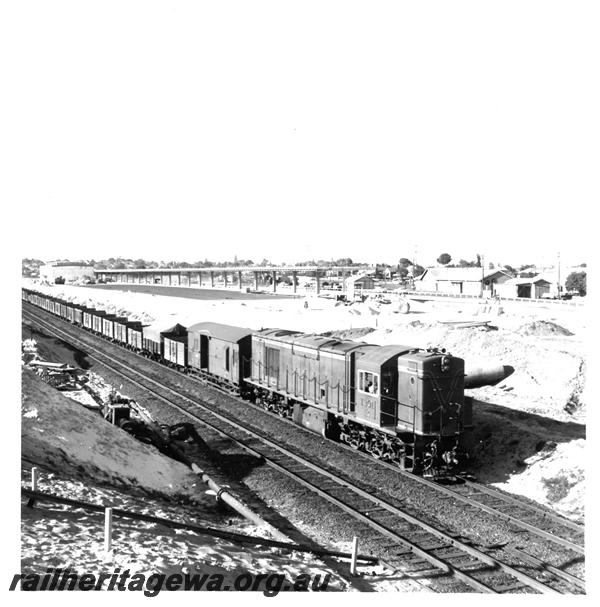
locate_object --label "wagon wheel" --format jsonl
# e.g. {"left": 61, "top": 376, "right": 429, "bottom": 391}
{"left": 422, "top": 452, "right": 435, "bottom": 473}
{"left": 350, "top": 437, "right": 365, "bottom": 451}
{"left": 370, "top": 446, "right": 383, "bottom": 460}
{"left": 422, "top": 442, "right": 438, "bottom": 474}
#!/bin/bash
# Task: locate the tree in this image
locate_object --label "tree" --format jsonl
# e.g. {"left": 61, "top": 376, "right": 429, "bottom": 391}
{"left": 413, "top": 264, "right": 425, "bottom": 277}
{"left": 398, "top": 257, "right": 412, "bottom": 268}
{"left": 113, "top": 262, "right": 125, "bottom": 269}
{"left": 476, "top": 254, "right": 482, "bottom": 267}
{"left": 565, "top": 272, "right": 586, "bottom": 296}
{"left": 397, "top": 266, "right": 409, "bottom": 278}
{"left": 134, "top": 259, "right": 146, "bottom": 269}
{"left": 437, "top": 253, "right": 452, "bottom": 265}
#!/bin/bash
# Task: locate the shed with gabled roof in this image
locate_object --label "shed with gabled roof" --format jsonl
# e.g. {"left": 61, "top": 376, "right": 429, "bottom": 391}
{"left": 415, "top": 267, "right": 511, "bottom": 296}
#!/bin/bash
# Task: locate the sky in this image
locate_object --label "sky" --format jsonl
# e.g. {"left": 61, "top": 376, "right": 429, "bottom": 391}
{"left": 3, "top": 1, "right": 597, "bottom": 268}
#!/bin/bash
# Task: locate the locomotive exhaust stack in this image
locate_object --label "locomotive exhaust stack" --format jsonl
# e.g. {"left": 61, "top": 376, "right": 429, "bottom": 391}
{"left": 464, "top": 364, "right": 514, "bottom": 389}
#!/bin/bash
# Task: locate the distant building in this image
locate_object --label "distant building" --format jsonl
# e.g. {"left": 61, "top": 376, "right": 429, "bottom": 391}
{"left": 496, "top": 275, "right": 557, "bottom": 299}
{"left": 415, "top": 267, "right": 512, "bottom": 296}
{"left": 39, "top": 261, "right": 94, "bottom": 283}
{"left": 344, "top": 274, "right": 375, "bottom": 299}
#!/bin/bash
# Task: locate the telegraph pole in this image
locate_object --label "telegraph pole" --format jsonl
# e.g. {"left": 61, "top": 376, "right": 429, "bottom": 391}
{"left": 557, "top": 251, "right": 561, "bottom": 298}
{"left": 480, "top": 254, "right": 485, "bottom": 298}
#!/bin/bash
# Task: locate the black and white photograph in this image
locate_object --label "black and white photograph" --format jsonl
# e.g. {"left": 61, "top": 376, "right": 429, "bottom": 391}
{"left": 3, "top": 0, "right": 596, "bottom": 599}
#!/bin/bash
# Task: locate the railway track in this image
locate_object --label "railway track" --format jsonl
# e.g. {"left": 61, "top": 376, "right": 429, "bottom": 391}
{"left": 22, "top": 306, "right": 585, "bottom": 594}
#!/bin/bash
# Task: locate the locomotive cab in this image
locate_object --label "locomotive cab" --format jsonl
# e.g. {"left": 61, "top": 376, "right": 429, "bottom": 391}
{"left": 354, "top": 345, "right": 415, "bottom": 429}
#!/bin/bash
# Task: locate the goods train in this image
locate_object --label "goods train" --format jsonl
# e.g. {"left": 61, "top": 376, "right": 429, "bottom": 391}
{"left": 22, "top": 288, "right": 511, "bottom": 475}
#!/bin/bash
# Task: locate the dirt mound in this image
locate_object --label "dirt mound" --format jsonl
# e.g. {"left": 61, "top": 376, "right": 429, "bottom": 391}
{"left": 517, "top": 320, "right": 573, "bottom": 337}
{"left": 21, "top": 368, "right": 203, "bottom": 500}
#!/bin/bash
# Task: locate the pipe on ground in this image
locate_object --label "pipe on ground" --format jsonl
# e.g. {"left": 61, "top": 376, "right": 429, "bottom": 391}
{"left": 190, "top": 463, "right": 290, "bottom": 542}
{"left": 464, "top": 364, "right": 515, "bottom": 389}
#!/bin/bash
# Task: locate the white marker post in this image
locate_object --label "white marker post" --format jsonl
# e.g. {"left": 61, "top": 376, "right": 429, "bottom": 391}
{"left": 350, "top": 536, "right": 359, "bottom": 576}
{"left": 31, "top": 467, "right": 38, "bottom": 492}
{"left": 104, "top": 507, "right": 113, "bottom": 553}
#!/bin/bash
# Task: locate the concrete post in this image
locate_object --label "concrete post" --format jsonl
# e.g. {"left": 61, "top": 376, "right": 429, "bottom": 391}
{"left": 224, "top": 272, "right": 228, "bottom": 287}
{"left": 350, "top": 536, "right": 359, "bottom": 575}
{"left": 272, "top": 270, "right": 277, "bottom": 293}
{"left": 210, "top": 272, "right": 214, "bottom": 287}
{"left": 315, "top": 269, "right": 321, "bottom": 295}
{"left": 292, "top": 271, "right": 297, "bottom": 294}
{"left": 254, "top": 272, "right": 259, "bottom": 291}
{"left": 238, "top": 270, "right": 243, "bottom": 290}
{"left": 104, "top": 507, "right": 113, "bottom": 553}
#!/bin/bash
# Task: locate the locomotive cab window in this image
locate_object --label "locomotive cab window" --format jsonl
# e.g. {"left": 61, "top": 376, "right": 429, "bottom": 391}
{"left": 358, "top": 370, "right": 379, "bottom": 396}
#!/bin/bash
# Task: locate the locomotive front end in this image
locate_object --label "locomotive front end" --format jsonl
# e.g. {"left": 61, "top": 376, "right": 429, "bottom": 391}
{"left": 397, "top": 349, "right": 471, "bottom": 474}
